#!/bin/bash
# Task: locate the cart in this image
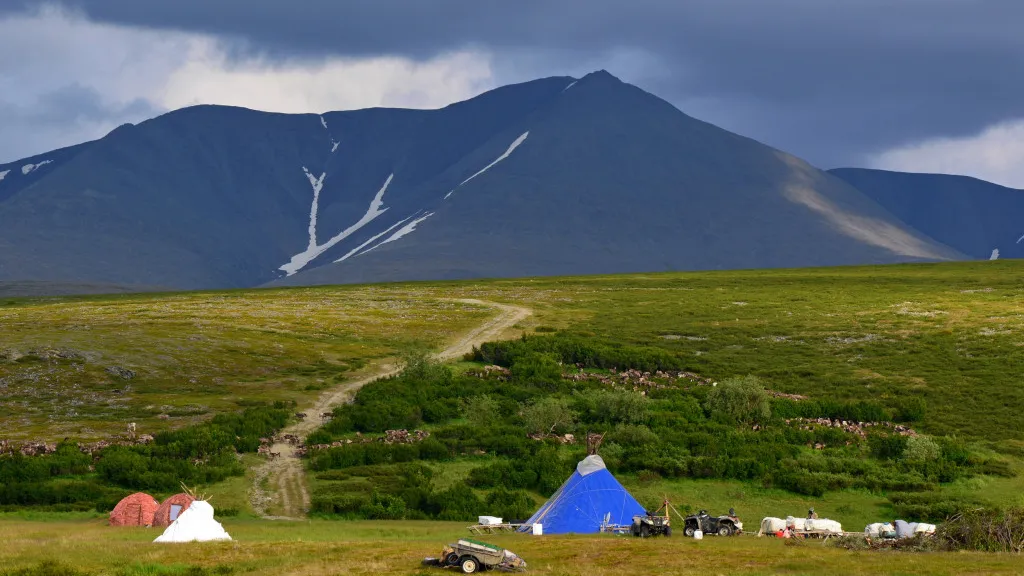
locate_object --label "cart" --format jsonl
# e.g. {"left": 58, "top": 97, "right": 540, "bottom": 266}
{"left": 423, "top": 539, "right": 527, "bottom": 573}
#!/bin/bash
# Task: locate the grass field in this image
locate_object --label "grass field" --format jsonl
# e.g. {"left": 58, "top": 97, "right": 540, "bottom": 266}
{"left": 2, "top": 516, "right": 1023, "bottom": 576}
{"left": 2, "top": 261, "right": 1023, "bottom": 571}
{"left": 0, "top": 289, "right": 492, "bottom": 440}
{"left": 5, "top": 261, "right": 1022, "bottom": 442}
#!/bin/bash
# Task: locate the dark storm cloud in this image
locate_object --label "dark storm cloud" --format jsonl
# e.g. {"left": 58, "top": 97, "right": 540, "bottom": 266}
{"left": 0, "top": 83, "right": 158, "bottom": 161}
{"left": 4, "top": 0, "right": 1023, "bottom": 167}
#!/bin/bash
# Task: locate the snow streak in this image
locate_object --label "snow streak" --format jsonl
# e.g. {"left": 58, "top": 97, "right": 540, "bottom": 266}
{"left": 278, "top": 173, "right": 393, "bottom": 276}
{"left": 562, "top": 80, "right": 578, "bottom": 91}
{"left": 990, "top": 249, "right": 1000, "bottom": 260}
{"left": 0, "top": 169, "right": 9, "bottom": 182}
{"left": 445, "top": 131, "right": 529, "bottom": 199}
{"left": 320, "top": 115, "right": 328, "bottom": 130}
{"left": 334, "top": 215, "right": 413, "bottom": 263}
{"left": 302, "top": 167, "right": 326, "bottom": 248}
{"left": 359, "top": 211, "right": 434, "bottom": 255}
{"left": 1017, "top": 234, "right": 1024, "bottom": 244}
{"left": 21, "top": 160, "right": 52, "bottom": 175}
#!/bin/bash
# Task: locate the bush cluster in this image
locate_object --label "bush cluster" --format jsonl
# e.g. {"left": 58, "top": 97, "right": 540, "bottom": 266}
{"left": 308, "top": 338, "right": 1006, "bottom": 519}
{"left": 0, "top": 404, "right": 291, "bottom": 511}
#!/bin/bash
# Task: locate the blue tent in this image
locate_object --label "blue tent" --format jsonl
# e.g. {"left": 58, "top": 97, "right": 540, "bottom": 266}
{"left": 522, "top": 455, "right": 645, "bottom": 534}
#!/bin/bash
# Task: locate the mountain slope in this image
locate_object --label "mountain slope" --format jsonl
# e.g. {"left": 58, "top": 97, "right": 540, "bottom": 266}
{"left": 0, "top": 71, "right": 962, "bottom": 290}
{"left": 829, "top": 168, "right": 1024, "bottom": 260}
{"left": 277, "top": 71, "right": 961, "bottom": 286}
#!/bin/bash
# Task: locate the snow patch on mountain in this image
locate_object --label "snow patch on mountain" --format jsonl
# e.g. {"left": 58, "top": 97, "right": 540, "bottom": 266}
{"left": 990, "top": 248, "right": 1000, "bottom": 260}
{"left": 359, "top": 211, "right": 434, "bottom": 255}
{"left": 563, "top": 81, "right": 578, "bottom": 92}
{"left": 331, "top": 141, "right": 339, "bottom": 153}
{"left": 445, "top": 131, "right": 529, "bottom": 199}
{"left": 21, "top": 160, "right": 52, "bottom": 175}
{"left": 320, "top": 116, "right": 328, "bottom": 130}
{"left": 1017, "top": 234, "right": 1024, "bottom": 244}
{"left": 335, "top": 215, "right": 413, "bottom": 263}
{"left": 302, "top": 167, "right": 326, "bottom": 248}
{"left": 279, "top": 173, "right": 394, "bottom": 276}
{"left": 0, "top": 169, "right": 9, "bottom": 182}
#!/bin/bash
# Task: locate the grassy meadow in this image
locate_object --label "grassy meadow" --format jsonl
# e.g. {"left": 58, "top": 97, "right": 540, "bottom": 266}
{"left": 2, "top": 516, "right": 1023, "bottom": 576}
{"left": 0, "top": 289, "right": 492, "bottom": 440}
{"left": 2, "top": 260, "right": 1023, "bottom": 571}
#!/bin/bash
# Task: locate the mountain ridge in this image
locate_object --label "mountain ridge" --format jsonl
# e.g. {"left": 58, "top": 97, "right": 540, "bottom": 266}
{"left": 0, "top": 71, "right": 985, "bottom": 291}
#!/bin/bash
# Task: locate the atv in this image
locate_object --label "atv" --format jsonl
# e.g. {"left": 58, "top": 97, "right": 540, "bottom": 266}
{"left": 631, "top": 511, "right": 671, "bottom": 537}
{"left": 683, "top": 510, "right": 743, "bottom": 537}
{"left": 629, "top": 499, "right": 678, "bottom": 537}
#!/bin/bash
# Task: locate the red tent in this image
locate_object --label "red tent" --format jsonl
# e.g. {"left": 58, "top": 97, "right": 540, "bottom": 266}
{"left": 154, "top": 493, "right": 196, "bottom": 527}
{"left": 109, "top": 493, "right": 160, "bottom": 527}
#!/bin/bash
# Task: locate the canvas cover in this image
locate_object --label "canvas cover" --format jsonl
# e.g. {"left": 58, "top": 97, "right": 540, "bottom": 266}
{"left": 894, "top": 519, "right": 914, "bottom": 538}
{"left": 760, "top": 517, "right": 786, "bottom": 535}
{"left": 786, "top": 516, "right": 806, "bottom": 531}
{"left": 805, "top": 518, "right": 843, "bottom": 533}
{"left": 914, "top": 523, "right": 937, "bottom": 535}
{"left": 521, "top": 455, "right": 645, "bottom": 534}
{"left": 153, "top": 500, "right": 231, "bottom": 543}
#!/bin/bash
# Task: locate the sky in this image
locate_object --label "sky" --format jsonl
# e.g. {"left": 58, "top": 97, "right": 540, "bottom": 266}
{"left": 1, "top": 0, "right": 1023, "bottom": 187}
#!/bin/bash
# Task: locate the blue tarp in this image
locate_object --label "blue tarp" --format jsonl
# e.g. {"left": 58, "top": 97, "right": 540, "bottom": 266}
{"left": 522, "top": 455, "right": 645, "bottom": 534}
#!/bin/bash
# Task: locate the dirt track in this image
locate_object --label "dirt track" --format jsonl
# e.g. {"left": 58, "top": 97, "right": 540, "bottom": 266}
{"left": 250, "top": 299, "right": 532, "bottom": 519}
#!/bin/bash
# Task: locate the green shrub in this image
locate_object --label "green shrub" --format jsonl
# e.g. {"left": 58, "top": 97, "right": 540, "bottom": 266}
{"left": 903, "top": 436, "right": 941, "bottom": 462}
{"left": 704, "top": 375, "right": 771, "bottom": 425}
{"left": 521, "top": 397, "right": 576, "bottom": 435}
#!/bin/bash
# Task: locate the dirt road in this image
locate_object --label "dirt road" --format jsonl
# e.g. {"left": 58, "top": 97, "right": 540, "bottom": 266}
{"left": 250, "top": 299, "right": 531, "bottom": 519}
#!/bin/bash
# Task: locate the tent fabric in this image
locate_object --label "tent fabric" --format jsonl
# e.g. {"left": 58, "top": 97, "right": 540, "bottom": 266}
{"left": 153, "top": 500, "right": 231, "bottom": 543}
{"left": 154, "top": 493, "right": 196, "bottom": 527}
{"left": 109, "top": 493, "right": 160, "bottom": 527}
{"left": 521, "top": 455, "right": 645, "bottom": 534}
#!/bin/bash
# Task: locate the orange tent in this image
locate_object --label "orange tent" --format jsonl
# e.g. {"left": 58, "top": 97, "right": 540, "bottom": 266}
{"left": 109, "top": 492, "right": 160, "bottom": 527}
{"left": 153, "top": 493, "right": 196, "bottom": 527}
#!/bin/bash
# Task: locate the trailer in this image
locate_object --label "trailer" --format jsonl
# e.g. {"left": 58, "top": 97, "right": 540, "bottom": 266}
{"left": 423, "top": 539, "right": 527, "bottom": 573}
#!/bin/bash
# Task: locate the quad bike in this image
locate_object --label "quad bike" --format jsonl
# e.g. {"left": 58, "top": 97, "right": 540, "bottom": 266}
{"left": 683, "top": 510, "right": 743, "bottom": 536}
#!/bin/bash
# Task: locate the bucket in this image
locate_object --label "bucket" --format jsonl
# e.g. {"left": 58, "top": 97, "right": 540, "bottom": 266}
{"left": 693, "top": 530, "right": 703, "bottom": 540}
{"left": 532, "top": 523, "right": 543, "bottom": 536}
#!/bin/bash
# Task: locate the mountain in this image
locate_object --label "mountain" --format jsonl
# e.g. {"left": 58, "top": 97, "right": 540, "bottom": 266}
{"left": 829, "top": 168, "right": 1024, "bottom": 261}
{"left": 0, "top": 71, "right": 962, "bottom": 290}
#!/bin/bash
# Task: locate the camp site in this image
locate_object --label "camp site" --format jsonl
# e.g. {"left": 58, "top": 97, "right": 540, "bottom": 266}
{"left": 1, "top": 264, "right": 1022, "bottom": 575}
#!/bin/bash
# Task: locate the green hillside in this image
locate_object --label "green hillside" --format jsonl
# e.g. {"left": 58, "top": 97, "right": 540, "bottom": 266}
{"left": 1, "top": 261, "right": 1022, "bottom": 525}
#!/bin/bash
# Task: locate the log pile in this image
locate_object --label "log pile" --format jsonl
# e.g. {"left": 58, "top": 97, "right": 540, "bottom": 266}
{"left": 785, "top": 417, "right": 918, "bottom": 438}
{"left": 295, "top": 429, "right": 432, "bottom": 457}
{"left": 1, "top": 435, "right": 156, "bottom": 457}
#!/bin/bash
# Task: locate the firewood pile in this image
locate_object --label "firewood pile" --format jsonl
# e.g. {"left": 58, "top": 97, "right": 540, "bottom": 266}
{"left": 785, "top": 417, "right": 918, "bottom": 438}
{"left": 466, "top": 365, "right": 512, "bottom": 380}
{"left": 1, "top": 435, "right": 156, "bottom": 457}
{"left": 565, "top": 367, "right": 715, "bottom": 392}
{"left": 527, "top": 432, "right": 576, "bottom": 444}
{"left": 295, "top": 429, "right": 431, "bottom": 457}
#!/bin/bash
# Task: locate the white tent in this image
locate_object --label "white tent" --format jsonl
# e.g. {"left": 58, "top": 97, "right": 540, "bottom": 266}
{"left": 153, "top": 500, "right": 232, "bottom": 543}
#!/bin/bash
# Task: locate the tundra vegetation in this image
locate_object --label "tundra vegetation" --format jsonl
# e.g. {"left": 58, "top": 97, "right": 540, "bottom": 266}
{"left": 1, "top": 260, "right": 1024, "bottom": 572}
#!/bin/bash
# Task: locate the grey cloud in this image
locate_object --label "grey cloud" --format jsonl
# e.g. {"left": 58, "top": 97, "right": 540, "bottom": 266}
{"left": 4, "top": 0, "right": 1024, "bottom": 168}
{"left": 0, "top": 83, "right": 161, "bottom": 162}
